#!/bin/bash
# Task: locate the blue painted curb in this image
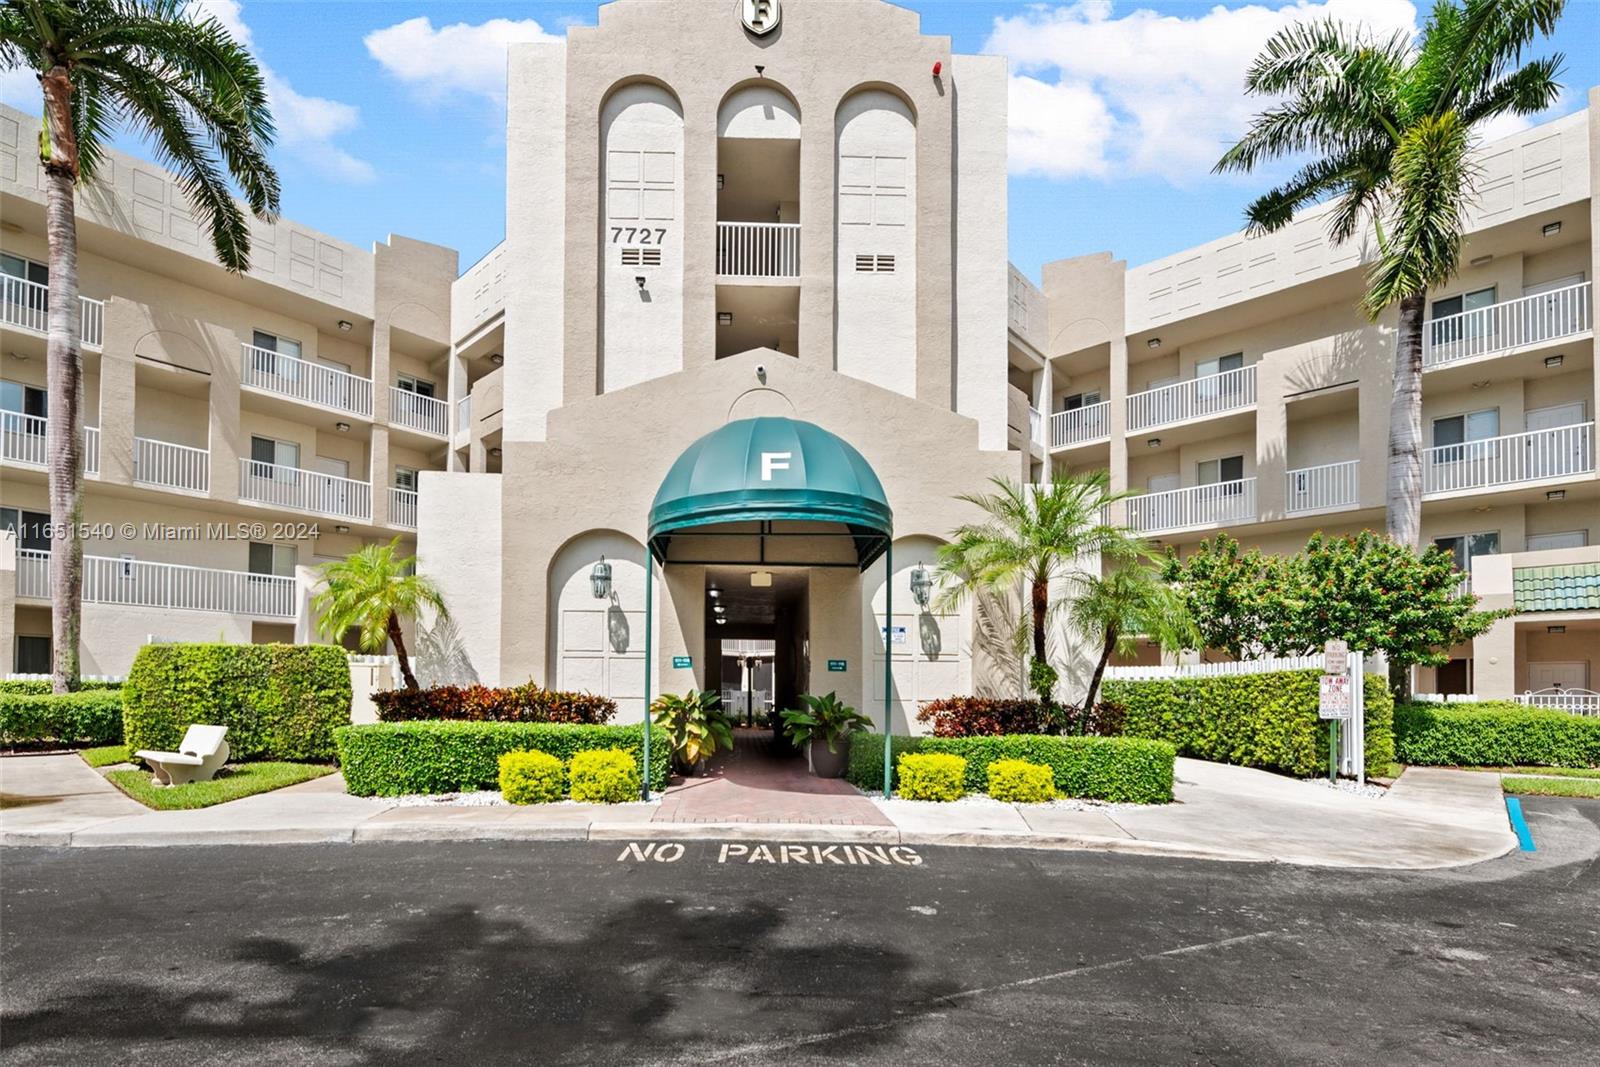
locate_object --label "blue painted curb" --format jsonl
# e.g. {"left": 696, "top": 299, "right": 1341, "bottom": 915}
{"left": 1505, "top": 796, "right": 1536, "bottom": 852}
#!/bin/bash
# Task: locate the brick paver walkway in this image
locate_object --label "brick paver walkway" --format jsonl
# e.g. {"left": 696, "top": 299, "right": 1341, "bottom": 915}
{"left": 652, "top": 729, "right": 891, "bottom": 825}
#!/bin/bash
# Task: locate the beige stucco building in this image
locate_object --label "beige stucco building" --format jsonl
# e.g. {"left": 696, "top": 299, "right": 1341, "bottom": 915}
{"left": 3, "top": 0, "right": 1596, "bottom": 715}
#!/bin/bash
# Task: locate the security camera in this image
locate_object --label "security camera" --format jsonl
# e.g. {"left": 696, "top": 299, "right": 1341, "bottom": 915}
{"left": 635, "top": 276, "right": 646, "bottom": 289}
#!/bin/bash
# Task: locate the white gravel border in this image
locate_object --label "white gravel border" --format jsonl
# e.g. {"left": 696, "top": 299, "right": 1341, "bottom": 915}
{"left": 872, "top": 792, "right": 1153, "bottom": 814}
{"left": 1310, "top": 778, "right": 1389, "bottom": 800}
{"left": 375, "top": 791, "right": 660, "bottom": 809}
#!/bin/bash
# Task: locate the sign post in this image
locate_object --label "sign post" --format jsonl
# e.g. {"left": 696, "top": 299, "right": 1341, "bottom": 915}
{"left": 1318, "top": 664, "right": 1352, "bottom": 784}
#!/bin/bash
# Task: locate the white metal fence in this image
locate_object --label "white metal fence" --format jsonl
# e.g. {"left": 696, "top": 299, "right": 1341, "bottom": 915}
{"left": 1285, "top": 460, "right": 1359, "bottom": 514}
{"left": 239, "top": 459, "right": 372, "bottom": 521}
{"left": 134, "top": 436, "right": 210, "bottom": 493}
{"left": 716, "top": 221, "right": 800, "bottom": 278}
{"left": 389, "top": 386, "right": 449, "bottom": 436}
{"left": 389, "top": 486, "right": 419, "bottom": 528}
{"left": 1513, "top": 689, "right": 1600, "bottom": 717}
{"left": 241, "top": 343, "right": 373, "bottom": 417}
{"left": 1423, "top": 281, "right": 1592, "bottom": 367}
{"left": 1127, "top": 478, "right": 1257, "bottom": 534}
{"left": 1422, "top": 422, "right": 1593, "bottom": 495}
{"left": 1, "top": 410, "right": 47, "bottom": 466}
{"left": 1127, "top": 365, "right": 1256, "bottom": 432}
{"left": 15, "top": 548, "right": 294, "bottom": 616}
{"left": 1, "top": 275, "right": 104, "bottom": 348}
{"left": 1050, "top": 401, "right": 1110, "bottom": 449}
{"left": 1104, "top": 654, "right": 1326, "bottom": 681}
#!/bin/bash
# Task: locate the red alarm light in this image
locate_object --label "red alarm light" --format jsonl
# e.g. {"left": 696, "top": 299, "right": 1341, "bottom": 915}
{"left": 932, "top": 61, "right": 942, "bottom": 77}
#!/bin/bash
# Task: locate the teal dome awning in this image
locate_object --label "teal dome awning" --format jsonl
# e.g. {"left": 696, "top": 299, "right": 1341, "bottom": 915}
{"left": 648, "top": 417, "right": 892, "bottom": 568}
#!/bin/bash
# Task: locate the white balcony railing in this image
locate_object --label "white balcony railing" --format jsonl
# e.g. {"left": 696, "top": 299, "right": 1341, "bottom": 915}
{"left": 134, "top": 436, "right": 210, "bottom": 494}
{"left": 1424, "top": 282, "right": 1592, "bottom": 367}
{"left": 1285, "top": 460, "right": 1359, "bottom": 514}
{"left": 1050, "top": 401, "right": 1111, "bottom": 449}
{"left": 1128, "top": 478, "right": 1257, "bottom": 535}
{"left": 1, "top": 275, "right": 104, "bottom": 349}
{"left": 389, "top": 387, "right": 449, "bottom": 437}
{"left": 716, "top": 221, "right": 800, "bottom": 279}
{"left": 239, "top": 459, "right": 372, "bottom": 521}
{"left": 1513, "top": 690, "right": 1600, "bottom": 717}
{"left": 455, "top": 395, "right": 471, "bottom": 436}
{"left": 1127, "top": 365, "right": 1256, "bottom": 433}
{"left": 1422, "top": 422, "right": 1594, "bottom": 496}
{"left": 15, "top": 548, "right": 294, "bottom": 617}
{"left": 389, "top": 487, "right": 418, "bottom": 529}
{"left": 241, "top": 344, "right": 373, "bottom": 417}
{"left": 1, "top": 410, "right": 47, "bottom": 466}
{"left": 1027, "top": 407, "right": 1043, "bottom": 445}
{"left": 84, "top": 425, "right": 99, "bottom": 476}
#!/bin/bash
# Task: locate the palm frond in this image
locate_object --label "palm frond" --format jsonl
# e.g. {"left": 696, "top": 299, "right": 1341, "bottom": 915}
{"left": 1361, "top": 111, "right": 1475, "bottom": 315}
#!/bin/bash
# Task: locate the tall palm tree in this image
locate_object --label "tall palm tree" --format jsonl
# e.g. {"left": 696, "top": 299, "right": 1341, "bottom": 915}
{"left": 0, "top": 0, "right": 280, "bottom": 691}
{"left": 936, "top": 472, "right": 1142, "bottom": 705}
{"left": 313, "top": 539, "right": 447, "bottom": 691}
{"left": 1215, "top": 0, "right": 1564, "bottom": 549}
{"left": 1070, "top": 562, "right": 1199, "bottom": 716}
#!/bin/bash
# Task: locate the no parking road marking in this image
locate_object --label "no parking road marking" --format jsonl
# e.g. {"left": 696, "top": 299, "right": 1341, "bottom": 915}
{"left": 617, "top": 842, "right": 925, "bottom": 866}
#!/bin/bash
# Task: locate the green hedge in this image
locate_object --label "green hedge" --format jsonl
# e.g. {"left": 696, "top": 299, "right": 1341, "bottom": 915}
{"left": 1101, "top": 669, "right": 1393, "bottom": 779}
{"left": 335, "top": 721, "right": 671, "bottom": 797}
{"left": 0, "top": 679, "right": 122, "bottom": 695}
{"left": 0, "top": 691, "right": 124, "bottom": 746}
{"left": 847, "top": 733, "right": 1175, "bottom": 804}
{"left": 1395, "top": 702, "right": 1600, "bottom": 768}
{"left": 123, "top": 643, "right": 351, "bottom": 762}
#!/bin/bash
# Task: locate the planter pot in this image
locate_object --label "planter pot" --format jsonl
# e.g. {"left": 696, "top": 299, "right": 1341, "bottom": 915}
{"left": 809, "top": 737, "right": 848, "bottom": 779}
{"left": 675, "top": 755, "right": 710, "bottom": 778}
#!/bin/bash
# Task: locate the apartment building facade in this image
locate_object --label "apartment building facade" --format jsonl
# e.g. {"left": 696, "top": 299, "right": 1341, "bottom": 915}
{"left": 0, "top": 102, "right": 456, "bottom": 675}
{"left": 1011, "top": 93, "right": 1600, "bottom": 703}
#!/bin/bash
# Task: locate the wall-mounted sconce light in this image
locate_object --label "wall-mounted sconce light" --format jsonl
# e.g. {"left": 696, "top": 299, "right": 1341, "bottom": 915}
{"left": 1541, "top": 221, "right": 1562, "bottom": 237}
{"left": 1544, "top": 354, "right": 1564, "bottom": 368}
{"left": 1546, "top": 489, "right": 1566, "bottom": 500}
{"left": 1147, "top": 337, "right": 1162, "bottom": 349}
{"left": 1548, "top": 625, "right": 1566, "bottom": 634}
{"left": 335, "top": 525, "right": 350, "bottom": 534}
{"left": 337, "top": 320, "right": 353, "bottom": 332}
{"left": 910, "top": 562, "right": 933, "bottom": 609}
{"left": 1146, "top": 437, "right": 1162, "bottom": 448}
{"left": 1469, "top": 254, "right": 1493, "bottom": 267}
{"left": 754, "top": 65, "right": 765, "bottom": 76}
{"left": 489, "top": 353, "right": 504, "bottom": 365}
{"left": 590, "top": 557, "right": 613, "bottom": 599}
{"left": 717, "top": 312, "right": 733, "bottom": 326}
{"left": 335, "top": 421, "right": 351, "bottom": 433}
{"left": 635, "top": 276, "right": 646, "bottom": 290}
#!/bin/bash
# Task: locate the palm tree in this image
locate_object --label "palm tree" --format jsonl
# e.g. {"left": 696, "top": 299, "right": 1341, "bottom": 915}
{"left": 1070, "top": 563, "right": 1199, "bottom": 716}
{"left": 0, "top": 0, "right": 280, "bottom": 691}
{"left": 312, "top": 539, "right": 448, "bottom": 690}
{"left": 1215, "top": 0, "right": 1564, "bottom": 549}
{"left": 937, "top": 473, "right": 1142, "bottom": 706}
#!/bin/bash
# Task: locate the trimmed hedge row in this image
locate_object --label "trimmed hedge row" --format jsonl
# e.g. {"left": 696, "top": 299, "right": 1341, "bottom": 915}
{"left": 1394, "top": 702, "right": 1600, "bottom": 768}
{"left": 123, "top": 643, "right": 351, "bottom": 762}
{"left": 0, "top": 690, "right": 124, "bottom": 747}
{"left": 1101, "top": 670, "right": 1393, "bottom": 779}
{"left": 335, "top": 721, "right": 671, "bottom": 797}
{"left": 373, "top": 683, "right": 616, "bottom": 725}
{"left": 847, "top": 733, "right": 1176, "bottom": 804}
{"left": 0, "top": 679, "right": 122, "bottom": 695}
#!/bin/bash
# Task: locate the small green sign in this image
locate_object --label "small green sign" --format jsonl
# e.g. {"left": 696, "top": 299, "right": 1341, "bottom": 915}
{"left": 672, "top": 655, "right": 692, "bottom": 669}
{"left": 827, "top": 659, "right": 847, "bottom": 672}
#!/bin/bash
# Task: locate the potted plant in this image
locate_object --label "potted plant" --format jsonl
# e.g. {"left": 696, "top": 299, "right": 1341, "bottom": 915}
{"left": 779, "top": 692, "right": 874, "bottom": 779}
{"left": 650, "top": 690, "right": 735, "bottom": 777}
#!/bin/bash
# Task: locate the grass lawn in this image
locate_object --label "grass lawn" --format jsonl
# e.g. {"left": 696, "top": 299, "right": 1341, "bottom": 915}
{"left": 1484, "top": 766, "right": 1600, "bottom": 780}
{"left": 106, "top": 763, "right": 335, "bottom": 810}
{"left": 80, "top": 745, "right": 132, "bottom": 768}
{"left": 1502, "top": 776, "right": 1600, "bottom": 799}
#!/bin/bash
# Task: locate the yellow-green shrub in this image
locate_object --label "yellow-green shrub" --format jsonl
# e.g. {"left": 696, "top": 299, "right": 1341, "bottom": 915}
{"left": 986, "top": 759, "right": 1057, "bottom": 803}
{"left": 568, "top": 748, "right": 639, "bottom": 804}
{"left": 498, "top": 750, "right": 565, "bottom": 804}
{"left": 898, "top": 752, "right": 967, "bottom": 801}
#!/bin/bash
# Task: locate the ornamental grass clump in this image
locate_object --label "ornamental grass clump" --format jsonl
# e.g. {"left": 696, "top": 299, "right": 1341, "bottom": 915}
{"left": 897, "top": 752, "right": 967, "bottom": 802}
{"left": 986, "top": 759, "right": 1057, "bottom": 803}
{"left": 569, "top": 748, "right": 640, "bottom": 804}
{"left": 498, "top": 750, "right": 565, "bottom": 805}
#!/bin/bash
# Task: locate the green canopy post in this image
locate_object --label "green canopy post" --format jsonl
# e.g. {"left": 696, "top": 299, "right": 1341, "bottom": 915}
{"left": 642, "top": 548, "right": 654, "bottom": 801}
{"left": 883, "top": 540, "right": 893, "bottom": 799}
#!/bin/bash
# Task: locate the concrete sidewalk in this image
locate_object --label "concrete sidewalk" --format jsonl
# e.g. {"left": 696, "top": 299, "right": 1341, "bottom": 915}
{"left": 0, "top": 754, "right": 1518, "bottom": 868}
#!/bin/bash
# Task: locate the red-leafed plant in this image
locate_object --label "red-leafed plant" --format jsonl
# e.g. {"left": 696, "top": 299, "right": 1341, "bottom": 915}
{"left": 374, "top": 682, "right": 616, "bottom": 725}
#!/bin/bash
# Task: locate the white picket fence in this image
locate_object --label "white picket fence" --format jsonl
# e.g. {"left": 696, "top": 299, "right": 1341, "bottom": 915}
{"left": 1104, "top": 654, "right": 1326, "bottom": 681}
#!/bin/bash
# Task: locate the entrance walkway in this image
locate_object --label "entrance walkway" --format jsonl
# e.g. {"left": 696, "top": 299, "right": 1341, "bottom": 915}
{"left": 651, "top": 729, "right": 892, "bottom": 826}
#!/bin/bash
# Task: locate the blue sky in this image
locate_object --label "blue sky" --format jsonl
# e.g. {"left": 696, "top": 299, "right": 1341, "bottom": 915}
{"left": 3, "top": 1, "right": 1595, "bottom": 282}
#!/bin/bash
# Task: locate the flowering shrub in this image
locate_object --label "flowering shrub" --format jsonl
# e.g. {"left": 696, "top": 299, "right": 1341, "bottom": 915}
{"left": 986, "top": 759, "right": 1057, "bottom": 803}
{"left": 915, "top": 696, "right": 1124, "bottom": 738}
{"left": 897, "top": 752, "right": 967, "bottom": 801}
{"left": 498, "top": 750, "right": 565, "bottom": 804}
{"left": 568, "top": 748, "right": 640, "bottom": 804}
{"left": 374, "top": 682, "right": 616, "bottom": 725}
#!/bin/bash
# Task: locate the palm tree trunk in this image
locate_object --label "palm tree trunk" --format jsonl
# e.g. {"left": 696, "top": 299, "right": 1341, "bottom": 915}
{"left": 1030, "top": 578, "right": 1048, "bottom": 663}
{"left": 1082, "top": 630, "right": 1117, "bottom": 716}
{"left": 1386, "top": 292, "right": 1427, "bottom": 550}
{"left": 41, "top": 64, "right": 84, "bottom": 694}
{"left": 387, "top": 610, "right": 419, "bottom": 690}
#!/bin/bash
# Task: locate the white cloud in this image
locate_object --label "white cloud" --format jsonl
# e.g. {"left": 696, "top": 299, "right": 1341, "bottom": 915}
{"left": 364, "top": 17, "right": 564, "bottom": 106}
{"left": 188, "top": 0, "right": 375, "bottom": 183}
{"left": 987, "top": 0, "right": 1420, "bottom": 182}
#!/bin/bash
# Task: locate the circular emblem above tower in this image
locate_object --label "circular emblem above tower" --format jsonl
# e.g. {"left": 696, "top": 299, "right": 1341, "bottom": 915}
{"left": 740, "top": 0, "right": 781, "bottom": 37}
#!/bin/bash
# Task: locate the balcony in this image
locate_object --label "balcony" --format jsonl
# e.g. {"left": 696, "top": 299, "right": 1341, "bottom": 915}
{"left": 1128, "top": 478, "right": 1257, "bottom": 535}
{"left": 1127, "top": 365, "right": 1256, "bottom": 433}
{"left": 389, "top": 487, "right": 418, "bottom": 529}
{"left": 1050, "top": 401, "right": 1111, "bottom": 449}
{"left": 1, "top": 275, "right": 104, "bottom": 349}
{"left": 716, "top": 222, "right": 800, "bottom": 280}
{"left": 241, "top": 343, "right": 373, "bottom": 418}
{"left": 1285, "top": 460, "right": 1360, "bottom": 515}
{"left": 1422, "top": 422, "right": 1594, "bottom": 497}
{"left": 84, "top": 425, "right": 99, "bottom": 476}
{"left": 134, "top": 436, "right": 210, "bottom": 494}
{"left": 16, "top": 548, "right": 295, "bottom": 617}
{"left": 1, "top": 414, "right": 101, "bottom": 473}
{"left": 239, "top": 459, "right": 372, "bottom": 522}
{"left": 389, "top": 387, "right": 449, "bottom": 437}
{"left": 1424, "top": 282, "right": 1592, "bottom": 368}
